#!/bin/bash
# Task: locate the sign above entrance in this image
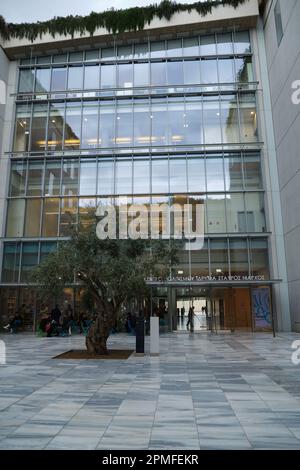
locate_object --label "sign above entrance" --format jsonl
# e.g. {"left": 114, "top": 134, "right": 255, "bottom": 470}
{"left": 147, "top": 275, "right": 266, "bottom": 283}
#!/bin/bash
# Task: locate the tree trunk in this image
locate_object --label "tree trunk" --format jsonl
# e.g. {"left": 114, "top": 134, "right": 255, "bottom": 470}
{"left": 85, "top": 302, "right": 116, "bottom": 355}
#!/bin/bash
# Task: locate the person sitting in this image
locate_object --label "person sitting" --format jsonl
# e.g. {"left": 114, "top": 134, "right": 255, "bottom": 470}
{"left": 3, "top": 312, "right": 23, "bottom": 333}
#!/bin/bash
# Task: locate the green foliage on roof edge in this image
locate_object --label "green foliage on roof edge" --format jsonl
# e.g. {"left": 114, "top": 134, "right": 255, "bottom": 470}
{"left": 0, "top": 0, "right": 248, "bottom": 42}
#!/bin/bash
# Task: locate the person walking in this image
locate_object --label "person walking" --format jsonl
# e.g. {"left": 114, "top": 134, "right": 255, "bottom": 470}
{"left": 186, "top": 306, "right": 195, "bottom": 332}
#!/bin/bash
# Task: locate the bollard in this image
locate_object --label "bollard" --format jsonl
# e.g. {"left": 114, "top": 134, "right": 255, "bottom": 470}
{"left": 150, "top": 316, "right": 159, "bottom": 356}
{"left": 135, "top": 316, "right": 145, "bottom": 356}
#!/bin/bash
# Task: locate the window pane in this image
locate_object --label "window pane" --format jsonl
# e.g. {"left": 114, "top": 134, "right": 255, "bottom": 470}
{"left": 244, "top": 153, "right": 262, "bottom": 189}
{"left": 40, "top": 242, "right": 57, "bottom": 262}
{"left": 64, "top": 103, "right": 81, "bottom": 149}
{"left": 68, "top": 66, "right": 83, "bottom": 90}
{"left": 99, "top": 101, "right": 115, "bottom": 148}
{"left": 235, "top": 57, "right": 253, "bottom": 83}
{"left": 62, "top": 159, "right": 79, "bottom": 196}
{"left": 167, "top": 39, "right": 182, "bottom": 57}
{"left": 151, "top": 41, "right": 165, "bottom": 58}
{"left": 200, "top": 35, "right": 216, "bottom": 56}
{"left": 115, "top": 159, "right": 132, "bottom": 195}
{"left": 151, "top": 62, "right": 166, "bottom": 86}
{"left": 170, "top": 158, "right": 187, "bottom": 193}
{"left": 83, "top": 65, "right": 99, "bottom": 90}
{"left": 234, "top": 31, "right": 251, "bottom": 54}
{"left": 134, "top": 62, "right": 149, "bottom": 87}
{"left": 151, "top": 100, "right": 168, "bottom": 146}
{"left": 19, "top": 69, "right": 34, "bottom": 93}
{"left": 30, "top": 104, "right": 48, "bottom": 151}
{"left": 220, "top": 95, "right": 239, "bottom": 143}
{"left": 210, "top": 239, "right": 229, "bottom": 276}
{"left": 2, "top": 243, "right": 21, "bottom": 283}
{"left": 44, "top": 161, "right": 61, "bottom": 196}
{"left": 48, "top": 103, "right": 64, "bottom": 151}
{"left": 35, "top": 68, "right": 51, "bottom": 92}
{"left": 60, "top": 197, "right": 78, "bottom": 236}
{"left": 206, "top": 195, "right": 226, "bottom": 233}
{"left": 183, "top": 37, "right": 199, "bottom": 56}
{"left": 69, "top": 51, "right": 83, "bottom": 62}
{"left": 51, "top": 67, "right": 67, "bottom": 91}
{"left": 218, "top": 58, "right": 235, "bottom": 83}
{"left": 206, "top": 157, "right": 224, "bottom": 192}
{"left": 10, "top": 162, "right": 27, "bottom": 197}
{"left": 101, "top": 64, "right": 116, "bottom": 88}
{"left": 101, "top": 47, "right": 115, "bottom": 61}
{"left": 6, "top": 199, "right": 25, "bottom": 237}
{"left": 133, "top": 99, "right": 150, "bottom": 146}
{"left": 217, "top": 33, "right": 233, "bottom": 55}
{"left": 134, "top": 43, "right": 149, "bottom": 59}
{"left": 82, "top": 102, "right": 99, "bottom": 148}
{"left": 42, "top": 198, "right": 59, "bottom": 236}
{"left": 79, "top": 198, "right": 96, "bottom": 231}
{"left": 230, "top": 239, "right": 249, "bottom": 276}
{"left": 185, "top": 97, "right": 203, "bottom": 145}
{"left": 116, "top": 100, "right": 133, "bottom": 147}
{"left": 27, "top": 161, "right": 43, "bottom": 196}
{"left": 245, "top": 193, "right": 266, "bottom": 232}
{"left": 14, "top": 105, "right": 31, "bottom": 152}
{"left": 53, "top": 54, "right": 67, "bottom": 63}
{"left": 201, "top": 59, "right": 218, "bottom": 84}
{"left": 183, "top": 60, "right": 200, "bottom": 85}
{"left": 226, "top": 193, "right": 246, "bottom": 233}
{"left": 203, "top": 97, "right": 221, "bottom": 144}
{"left": 133, "top": 159, "right": 150, "bottom": 194}
{"left": 167, "top": 61, "right": 183, "bottom": 85}
{"left": 117, "top": 45, "right": 132, "bottom": 60}
{"left": 224, "top": 154, "right": 243, "bottom": 190}
{"left": 20, "top": 243, "right": 39, "bottom": 282}
{"left": 188, "top": 157, "right": 205, "bottom": 193}
{"left": 239, "top": 94, "right": 257, "bottom": 142}
{"left": 250, "top": 239, "right": 269, "bottom": 278}
{"left": 98, "top": 160, "right": 114, "bottom": 195}
{"left": 79, "top": 160, "right": 97, "bottom": 195}
{"left": 118, "top": 63, "right": 133, "bottom": 88}
{"left": 25, "top": 199, "right": 41, "bottom": 236}
{"left": 152, "top": 159, "right": 169, "bottom": 194}
{"left": 85, "top": 50, "right": 99, "bottom": 61}
{"left": 168, "top": 98, "right": 185, "bottom": 146}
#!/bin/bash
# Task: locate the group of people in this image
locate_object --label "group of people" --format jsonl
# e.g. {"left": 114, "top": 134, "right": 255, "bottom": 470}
{"left": 3, "top": 312, "right": 24, "bottom": 333}
{"left": 38, "top": 304, "right": 91, "bottom": 337}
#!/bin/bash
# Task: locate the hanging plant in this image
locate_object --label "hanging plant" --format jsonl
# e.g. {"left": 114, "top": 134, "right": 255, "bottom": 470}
{"left": 0, "top": 0, "right": 249, "bottom": 42}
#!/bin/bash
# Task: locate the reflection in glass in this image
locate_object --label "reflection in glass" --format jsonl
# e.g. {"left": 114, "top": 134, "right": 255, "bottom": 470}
{"left": 218, "top": 58, "right": 235, "bottom": 83}
{"left": 98, "top": 160, "right": 114, "bottom": 195}
{"left": 27, "top": 161, "right": 43, "bottom": 196}
{"left": 134, "top": 62, "right": 149, "bottom": 87}
{"left": 185, "top": 97, "right": 203, "bottom": 145}
{"left": 99, "top": 101, "right": 115, "bottom": 147}
{"left": 169, "top": 158, "right": 187, "bottom": 193}
{"left": 62, "top": 159, "right": 79, "bottom": 196}
{"left": 19, "top": 69, "right": 35, "bottom": 93}
{"left": 115, "top": 159, "right": 132, "bottom": 194}
{"left": 201, "top": 59, "right": 218, "bottom": 84}
{"left": 2, "top": 243, "right": 21, "bottom": 283}
{"left": 64, "top": 103, "right": 81, "bottom": 149}
{"left": 42, "top": 198, "right": 59, "bottom": 237}
{"left": 244, "top": 153, "right": 262, "bottom": 189}
{"left": 31, "top": 104, "right": 48, "bottom": 151}
{"left": 118, "top": 63, "right": 133, "bottom": 88}
{"left": 79, "top": 198, "right": 96, "bottom": 231}
{"left": 167, "top": 39, "right": 182, "bottom": 57}
{"left": 40, "top": 242, "right": 57, "bottom": 262}
{"left": 210, "top": 239, "right": 229, "bottom": 276}
{"left": 10, "top": 162, "right": 27, "bottom": 197}
{"left": 134, "top": 43, "right": 149, "bottom": 59}
{"left": 60, "top": 197, "right": 78, "bottom": 236}
{"left": 14, "top": 105, "right": 31, "bottom": 152}
{"left": 133, "top": 159, "right": 150, "bottom": 194}
{"left": 206, "top": 195, "right": 226, "bottom": 233}
{"left": 183, "top": 37, "right": 199, "bottom": 56}
{"left": 68, "top": 66, "right": 83, "bottom": 90}
{"left": 217, "top": 33, "right": 233, "bottom": 55}
{"left": 151, "top": 41, "right": 165, "bottom": 58}
{"left": 84, "top": 65, "right": 100, "bottom": 89}
{"left": 226, "top": 193, "right": 246, "bottom": 233}
{"left": 117, "top": 46, "right": 132, "bottom": 60}
{"left": 35, "top": 68, "right": 51, "bottom": 92}
{"left": 220, "top": 95, "right": 239, "bottom": 143}
{"left": 48, "top": 103, "right": 64, "bottom": 151}
{"left": 116, "top": 100, "right": 133, "bottom": 146}
{"left": 234, "top": 31, "right": 251, "bottom": 54}
{"left": 6, "top": 200, "right": 25, "bottom": 237}
{"left": 245, "top": 193, "right": 266, "bottom": 232}
{"left": 224, "top": 154, "right": 243, "bottom": 190}
{"left": 203, "top": 97, "right": 221, "bottom": 144}
{"left": 239, "top": 94, "right": 257, "bottom": 142}
{"left": 235, "top": 57, "right": 253, "bottom": 82}
{"left": 206, "top": 157, "right": 224, "bottom": 192}
{"left": 183, "top": 60, "right": 200, "bottom": 85}
{"left": 168, "top": 98, "right": 185, "bottom": 145}
{"left": 101, "top": 64, "right": 116, "bottom": 88}
{"left": 20, "top": 243, "right": 39, "bottom": 282}
{"left": 151, "top": 62, "right": 166, "bottom": 86}
{"left": 230, "top": 239, "right": 249, "bottom": 276}
{"left": 200, "top": 35, "right": 216, "bottom": 56}
{"left": 133, "top": 99, "right": 150, "bottom": 146}
{"left": 51, "top": 67, "right": 67, "bottom": 91}
{"left": 44, "top": 161, "right": 61, "bottom": 196}
{"left": 151, "top": 100, "right": 168, "bottom": 145}
{"left": 152, "top": 159, "right": 169, "bottom": 194}
{"left": 167, "top": 61, "right": 184, "bottom": 86}
{"left": 25, "top": 199, "right": 41, "bottom": 236}
{"left": 82, "top": 102, "right": 99, "bottom": 148}
{"left": 250, "top": 239, "right": 269, "bottom": 278}
{"left": 79, "top": 160, "right": 97, "bottom": 195}
{"left": 188, "top": 158, "right": 205, "bottom": 193}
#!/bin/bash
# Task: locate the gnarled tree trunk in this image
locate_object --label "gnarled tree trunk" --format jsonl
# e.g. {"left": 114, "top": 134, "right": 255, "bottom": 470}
{"left": 85, "top": 300, "right": 117, "bottom": 355}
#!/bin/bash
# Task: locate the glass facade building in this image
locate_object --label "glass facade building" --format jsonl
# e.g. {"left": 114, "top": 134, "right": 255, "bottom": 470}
{"left": 0, "top": 25, "right": 284, "bottom": 332}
